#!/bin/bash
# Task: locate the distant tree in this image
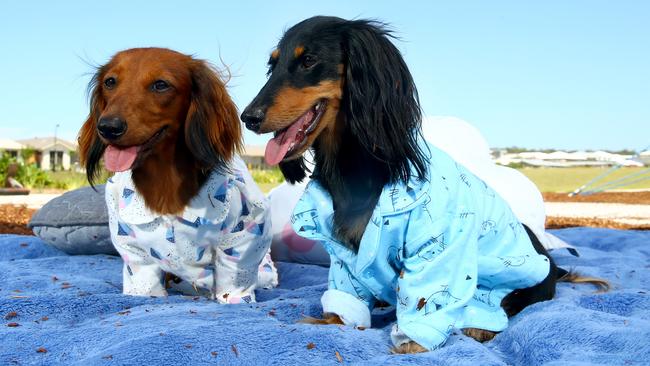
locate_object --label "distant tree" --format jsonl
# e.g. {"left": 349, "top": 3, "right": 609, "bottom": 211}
{"left": 504, "top": 146, "right": 529, "bottom": 153}
{"left": 608, "top": 149, "right": 636, "bottom": 155}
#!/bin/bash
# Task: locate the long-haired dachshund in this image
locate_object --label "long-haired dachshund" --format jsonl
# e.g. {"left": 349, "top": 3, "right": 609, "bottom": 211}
{"left": 242, "top": 17, "right": 607, "bottom": 352}
{"left": 79, "top": 47, "right": 277, "bottom": 302}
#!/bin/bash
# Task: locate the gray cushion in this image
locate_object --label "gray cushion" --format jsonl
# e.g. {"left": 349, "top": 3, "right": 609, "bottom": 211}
{"left": 28, "top": 185, "right": 116, "bottom": 255}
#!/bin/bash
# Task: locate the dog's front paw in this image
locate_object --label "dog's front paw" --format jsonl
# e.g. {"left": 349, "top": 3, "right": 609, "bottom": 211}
{"left": 391, "top": 341, "right": 428, "bottom": 354}
{"left": 462, "top": 328, "right": 497, "bottom": 342}
{"left": 299, "top": 313, "right": 345, "bottom": 325}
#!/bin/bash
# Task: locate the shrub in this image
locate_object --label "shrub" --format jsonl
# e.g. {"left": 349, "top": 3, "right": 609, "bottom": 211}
{"left": 250, "top": 168, "right": 285, "bottom": 184}
{"left": 0, "top": 153, "right": 53, "bottom": 189}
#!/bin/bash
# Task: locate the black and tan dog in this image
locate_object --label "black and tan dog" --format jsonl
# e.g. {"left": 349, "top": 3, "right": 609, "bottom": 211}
{"left": 242, "top": 16, "right": 607, "bottom": 353}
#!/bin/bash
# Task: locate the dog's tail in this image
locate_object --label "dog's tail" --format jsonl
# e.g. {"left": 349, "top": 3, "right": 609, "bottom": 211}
{"left": 557, "top": 267, "right": 610, "bottom": 292}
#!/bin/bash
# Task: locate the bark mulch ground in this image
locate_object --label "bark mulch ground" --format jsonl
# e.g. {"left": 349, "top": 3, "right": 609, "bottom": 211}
{"left": 0, "top": 205, "right": 36, "bottom": 235}
{"left": 544, "top": 191, "right": 650, "bottom": 230}
{"left": 543, "top": 191, "right": 650, "bottom": 205}
{"left": 546, "top": 216, "right": 650, "bottom": 231}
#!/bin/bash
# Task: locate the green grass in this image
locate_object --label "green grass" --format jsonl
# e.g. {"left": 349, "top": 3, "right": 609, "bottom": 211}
{"left": 30, "top": 166, "right": 650, "bottom": 194}
{"left": 37, "top": 168, "right": 286, "bottom": 193}
{"left": 516, "top": 166, "right": 650, "bottom": 193}
{"left": 249, "top": 168, "right": 284, "bottom": 185}
{"left": 47, "top": 171, "right": 91, "bottom": 190}
{"left": 250, "top": 168, "right": 285, "bottom": 193}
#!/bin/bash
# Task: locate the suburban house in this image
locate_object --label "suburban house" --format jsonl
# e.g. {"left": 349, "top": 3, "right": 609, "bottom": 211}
{"left": 242, "top": 145, "right": 267, "bottom": 169}
{"left": 0, "top": 138, "right": 26, "bottom": 161}
{"left": 17, "top": 137, "right": 78, "bottom": 171}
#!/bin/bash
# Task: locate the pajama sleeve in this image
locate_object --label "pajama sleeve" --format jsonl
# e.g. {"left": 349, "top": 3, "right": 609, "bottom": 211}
{"left": 321, "top": 256, "right": 376, "bottom": 328}
{"left": 213, "top": 181, "right": 271, "bottom": 304}
{"left": 392, "top": 212, "right": 480, "bottom": 350}
{"left": 105, "top": 178, "right": 167, "bottom": 297}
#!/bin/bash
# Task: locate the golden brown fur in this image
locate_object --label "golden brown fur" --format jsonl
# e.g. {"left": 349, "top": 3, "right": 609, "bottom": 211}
{"left": 78, "top": 48, "right": 241, "bottom": 214}
{"left": 299, "top": 313, "right": 345, "bottom": 325}
{"left": 260, "top": 79, "right": 343, "bottom": 163}
{"left": 559, "top": 271, "right": 611, "bottom": 292}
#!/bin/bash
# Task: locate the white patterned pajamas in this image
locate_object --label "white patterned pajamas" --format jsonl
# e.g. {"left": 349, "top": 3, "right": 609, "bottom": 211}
{"left": 106, "top": 156, "right": 278, "bottom": 304}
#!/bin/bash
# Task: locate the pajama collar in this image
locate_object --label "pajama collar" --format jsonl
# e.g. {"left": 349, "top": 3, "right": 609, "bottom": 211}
{"left": 291, "top": 173, "right": 430, "bottom": 274}
{"left": 109, "top": 170, "right": 236, "bottom": 227}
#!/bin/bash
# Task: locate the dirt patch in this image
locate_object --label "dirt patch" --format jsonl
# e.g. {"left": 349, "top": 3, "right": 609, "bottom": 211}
{"left": 543, "top": 191, "right": 650, "bottom": 205}
{"left": 0, "top": 205, "right": 36, "bottom": 235}
{"left": 1, "top": 194, "right": 649, "bottom": 237}
{"left": 546, "top": 216, "right": 650, "bottom": 231}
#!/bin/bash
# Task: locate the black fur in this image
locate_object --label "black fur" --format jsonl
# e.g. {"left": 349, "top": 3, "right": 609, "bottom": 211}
{"left": 244, "top": 16, "right": 601, "bottom": 332}
{"left": 313, "top": 130, "right": 389, "bottom": 249}
{"left": 326, "top": 20, "right": 427, "bottom": 248}
{"left": 269, "top": 17, "right": 427, "bottom": 186}
{"left": 501, "top": 225, "right": 558, "bottom": 317}
{"left": 279, "top": 157, "right": 309, "bottom": 184}
{"left": 342, "top": 20, "right": 427, "bottom": 184}
{"left": 245, "top": 17, "right": 427, "bottom": 250}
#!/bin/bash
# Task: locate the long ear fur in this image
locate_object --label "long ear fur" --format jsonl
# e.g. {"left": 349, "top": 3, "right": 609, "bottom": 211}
{"left": 185, "top": 60, "right": 242, "bottom": 173}
{"left": 279, "top": 157, "right": 309, "bottom": 184}
{"left": 78, "top": 66, "right": 107, "bottom": 187}
{"left": 342, "top": 20, "right": 427, "bottom": 183}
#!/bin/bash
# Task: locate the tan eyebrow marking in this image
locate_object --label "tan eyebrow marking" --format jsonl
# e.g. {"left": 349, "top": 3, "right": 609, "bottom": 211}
{"left": 271, "top": 49, "right": 280, "bottom": 60}
{"left": 294, "top": 45, "right": 305, "bottom": 58}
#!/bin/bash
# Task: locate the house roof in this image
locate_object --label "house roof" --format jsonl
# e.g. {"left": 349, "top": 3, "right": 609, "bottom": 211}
{"left": 0, "top": 138, "right": 25, "bottom": 150}
{"left": 243, "top": 145, "right": 266, "bottom": 157}
{"left": 17, "top": 136, "right": 77, "bottom": 151}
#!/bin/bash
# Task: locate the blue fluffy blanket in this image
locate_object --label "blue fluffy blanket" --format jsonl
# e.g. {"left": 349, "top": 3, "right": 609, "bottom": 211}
{"left": 1, "top": 228, "right": 649, "bottom": 365}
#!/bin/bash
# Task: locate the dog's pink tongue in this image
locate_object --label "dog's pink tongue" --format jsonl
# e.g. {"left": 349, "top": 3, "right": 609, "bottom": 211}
{"left": 264, "top": 110, "right": 313, "bottom": 165}
{"left": 104, "top": 145, "right": 138, "bottom": 172}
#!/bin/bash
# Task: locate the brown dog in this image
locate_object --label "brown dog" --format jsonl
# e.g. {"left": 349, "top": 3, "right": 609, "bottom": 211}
{"left": 78, "top": 47, "right": 241, "bottom": 214}
{"left": 77, "top": 48, "right": 278, "bottom": 301}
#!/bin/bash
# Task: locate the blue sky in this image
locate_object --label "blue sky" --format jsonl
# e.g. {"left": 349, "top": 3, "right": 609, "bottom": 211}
{"left": 0, "top": 1, "right": 648, "bottom": 151}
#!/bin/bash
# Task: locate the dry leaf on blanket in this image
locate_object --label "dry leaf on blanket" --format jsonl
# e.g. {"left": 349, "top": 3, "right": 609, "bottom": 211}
{"left": 335, "top": 351, "right": 343, "bottom": 362}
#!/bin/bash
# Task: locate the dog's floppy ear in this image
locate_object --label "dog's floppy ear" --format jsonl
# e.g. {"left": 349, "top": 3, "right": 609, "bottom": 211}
{"left": 343, "top": 20, "right": 427, "bottom": 183}
{"left": 279, "top": 157, "right": 309, "bottom": 184}
{"left": 185, "top": 60, "right": 242, "bottom": 173}
{"left": 78, "top": 67, "right": 108, "bottom": 187}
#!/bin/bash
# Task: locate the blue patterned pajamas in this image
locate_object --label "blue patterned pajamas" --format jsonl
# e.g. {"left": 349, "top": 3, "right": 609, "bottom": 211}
{"left": 291, "top": 141, "right": 550, "bottom": 350}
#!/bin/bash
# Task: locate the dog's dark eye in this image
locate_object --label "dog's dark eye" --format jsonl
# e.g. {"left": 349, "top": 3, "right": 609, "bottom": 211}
{"left": 151, "top": 80, "right": 171, "bottom": 92}
{"left": 104, "top": 77, "right": 116, "bottom": 89}
{"left": 301, "top": 55, "right": 316, "bottom": 69}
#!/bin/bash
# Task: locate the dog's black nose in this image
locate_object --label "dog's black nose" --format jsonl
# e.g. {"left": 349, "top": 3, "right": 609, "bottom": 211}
{"left": 97, "top": 116, "right": 127, "bottom": 140}
{"left": 241, "top": 107, "right": 265, "bottom": 132}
